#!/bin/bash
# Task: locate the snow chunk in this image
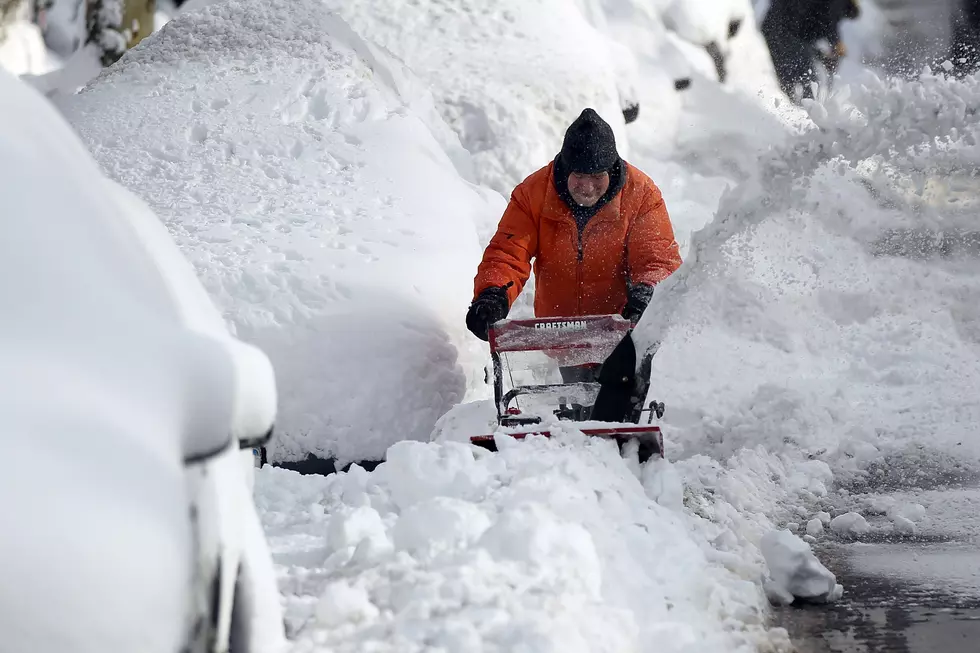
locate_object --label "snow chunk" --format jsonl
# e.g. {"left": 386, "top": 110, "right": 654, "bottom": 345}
{"left": 761, "top": 530, "right": 843, "bottom": 605}
{"left": 892, "top": 516, "right": 917, "bottom": 535}
{"left": 316, "top": 581, "right": 380, "bottom": 627}
{"left": 327, "top": 505, "right": 388, "bottom": 553}
{"left": 805, "top": 519, "right": 824, "bottom": 537}
{"left": 392, "top": 497, "right": 491, "bottom": 557}
{"left": 830, "top": 512, "right": 872, "bottom": 538}
{"left": 479, "top": 502, "right": 603, "bottom": 596}
{"left": 887, "top": 502, "right": 927, "bottom": 524}
{"left": 642, "top": 457, "right": 685, "bottom": 511}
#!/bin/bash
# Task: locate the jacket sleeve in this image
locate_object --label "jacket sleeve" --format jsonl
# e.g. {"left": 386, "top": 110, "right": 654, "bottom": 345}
{"left": 626, "top": 185, "right": 683, "bottom": 287}
{"left": 473, "top": 184, "right": 538, "bottom": 306}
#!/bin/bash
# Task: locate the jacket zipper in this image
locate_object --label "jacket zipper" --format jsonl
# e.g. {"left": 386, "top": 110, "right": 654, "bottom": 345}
{"left": 576, "top": 227, "right": 584, "bottom": 315}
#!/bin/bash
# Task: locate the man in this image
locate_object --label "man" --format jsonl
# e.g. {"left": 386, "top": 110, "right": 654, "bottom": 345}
{"left": 761, "top": 0, "right": 861, "bottom": 102}
{"left": 465, "top": 108, "right": 682, "bottom": 342}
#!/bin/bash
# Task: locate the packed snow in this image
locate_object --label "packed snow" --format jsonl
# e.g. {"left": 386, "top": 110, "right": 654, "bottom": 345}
{"left": 829, "top": 512, "right": 871, "bottom": 538}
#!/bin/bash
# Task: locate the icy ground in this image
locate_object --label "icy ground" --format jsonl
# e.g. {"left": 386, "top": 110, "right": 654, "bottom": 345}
{"left": 57, "top": 0, "right": 980, "bottom": 650}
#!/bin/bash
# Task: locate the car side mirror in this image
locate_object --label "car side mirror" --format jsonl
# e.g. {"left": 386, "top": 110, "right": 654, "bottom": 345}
{"left": 239, "top": 425, "right": 273, "bottom": 450}
{"left": 217, "top": 337, "right": 278, "bottom": 453}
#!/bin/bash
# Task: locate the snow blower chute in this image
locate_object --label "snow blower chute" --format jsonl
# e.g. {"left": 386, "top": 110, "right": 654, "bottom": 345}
{"left": 470, "top": 315, "right": 666, "bottom": 463}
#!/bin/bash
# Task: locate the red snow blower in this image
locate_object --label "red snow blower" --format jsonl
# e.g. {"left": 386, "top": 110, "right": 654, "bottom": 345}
{"left": 469, "top": 315, "right": 666, "bottom": 463}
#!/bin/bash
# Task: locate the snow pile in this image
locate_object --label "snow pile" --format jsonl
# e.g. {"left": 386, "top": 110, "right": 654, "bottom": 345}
{"left": 760, "top": 530, "right": 842, "bottom": 605}
{"left": 634, "top": 66, "right": 980, "bottom": 567}
{"left": 257, "top": 432, "right": 790, "bottom": 652}
{"left": 317, "top": 0, "right": 630, "bottom": 197}
{"left": 62, "top": 0, "right": 504, "bottom": 465}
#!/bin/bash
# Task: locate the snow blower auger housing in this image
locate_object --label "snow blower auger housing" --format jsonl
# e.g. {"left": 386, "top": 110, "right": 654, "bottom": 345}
{"left": 470, "top": 315, "right": 666, "bottom": 463}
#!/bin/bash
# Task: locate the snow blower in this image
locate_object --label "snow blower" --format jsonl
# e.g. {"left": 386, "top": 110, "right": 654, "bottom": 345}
{"left": 469, "top": 315, "right": 666, "bottom": 463}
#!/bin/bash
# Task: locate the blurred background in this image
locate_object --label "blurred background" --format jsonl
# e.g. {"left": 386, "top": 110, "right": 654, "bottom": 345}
{"left": 5, "top": 1, "right": 980, "bottom": 100}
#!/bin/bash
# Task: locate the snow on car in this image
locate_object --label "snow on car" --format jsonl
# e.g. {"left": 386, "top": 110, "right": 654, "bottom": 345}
{"left": 58, "top": 2, "right": 824, "bottom": 650}
{"left": 61, "top": 0, "right": 504, "bottom": 468}
{"left": 0, "top": 68, "right": 285, "bottom": 653}
{"left": 316, "top": 0, "right": 631, "bottom": 199}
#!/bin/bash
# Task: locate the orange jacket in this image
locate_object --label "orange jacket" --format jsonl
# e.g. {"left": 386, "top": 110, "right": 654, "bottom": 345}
{"left": 473, "top": 161, "right": 682, "bottom": 317}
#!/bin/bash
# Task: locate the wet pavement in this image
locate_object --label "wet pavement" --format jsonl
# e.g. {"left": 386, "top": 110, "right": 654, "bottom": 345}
{"left": 777, "top": 543, "right": 980, "bottom": 652}
{"left": 775, "top": 485, "right": 980, "bottom": 653}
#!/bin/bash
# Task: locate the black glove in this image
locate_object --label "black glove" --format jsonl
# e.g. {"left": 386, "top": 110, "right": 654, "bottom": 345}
{"left": 466, "top": 285, "right": 511, "bottom": 341}
{"left": 622, "top": 282, "right": 654, "bottom": 323}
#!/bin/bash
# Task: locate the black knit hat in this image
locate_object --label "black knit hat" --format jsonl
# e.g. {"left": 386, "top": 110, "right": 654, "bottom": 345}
{"left": 558, "top": 108, "right": 619, "bottom": 174}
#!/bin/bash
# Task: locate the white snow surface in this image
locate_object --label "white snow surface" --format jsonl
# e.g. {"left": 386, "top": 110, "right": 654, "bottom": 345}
{"left": 0, "top": 67, "right": 217, "bottom": 653}
{"left": 315, "top": 0, "right": 631, "bottom": 197}
{"left": 51, "top": 0, "right": 980, "bottom": 650}
{"left": 760, "top": 530, "right": 842, "bottom": 605}
{"left": 63, "top": 0, "right": 504, "bottom": 465}
{"left": 829, "top": 512, "right": 871, "bottom": 538}
{"left": 257, "top": 433, "right": 789, "bottom": 652}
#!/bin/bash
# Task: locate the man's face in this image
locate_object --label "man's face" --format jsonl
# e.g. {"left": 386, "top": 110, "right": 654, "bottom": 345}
{"left": 567, "top": 171, "right": 610, "bottom": 207}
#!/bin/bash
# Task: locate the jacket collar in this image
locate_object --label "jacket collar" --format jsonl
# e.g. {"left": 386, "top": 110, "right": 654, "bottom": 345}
{"left": 542, "top": 159, "right": 627, "bottom": 228}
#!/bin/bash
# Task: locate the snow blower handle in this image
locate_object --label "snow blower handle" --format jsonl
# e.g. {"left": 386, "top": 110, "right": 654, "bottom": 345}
{"left": 468, "top": 282, "right": 514, "bottom": 343}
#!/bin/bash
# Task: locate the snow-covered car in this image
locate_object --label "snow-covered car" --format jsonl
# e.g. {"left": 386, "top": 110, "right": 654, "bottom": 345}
{"left": 0, "top": 69, "right": 285, "bottom": 653}
{"left": 319, "top": 0, "right": 631, "bottom": 196}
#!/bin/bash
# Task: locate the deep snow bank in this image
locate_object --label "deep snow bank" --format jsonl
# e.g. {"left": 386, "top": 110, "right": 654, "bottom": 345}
{"left": 63, "top": 0, "right": 503, "bottom": 465}
{"left": 317, "top": 0, "right": 631, "bottom": 200}
{"left": 636, "top": 68, "right": 980, "bottom": 542}
{"left": 257, "top": 431, "right": 792, "bottom": 652}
